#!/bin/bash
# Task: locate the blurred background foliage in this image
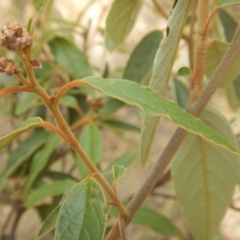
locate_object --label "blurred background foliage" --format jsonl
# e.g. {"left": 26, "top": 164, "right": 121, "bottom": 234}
{"left": 0, "top": 0, "right": 240, "bottom": 239}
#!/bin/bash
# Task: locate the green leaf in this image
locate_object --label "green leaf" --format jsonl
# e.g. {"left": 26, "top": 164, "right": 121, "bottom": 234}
{"left": 123, "top": 30, "right": 163, "bottom": 83}
{"left": 82, "top": 77, "right": 240, "bottom": 156}
{"left": 205, "top": 40, "right": 240, "bottom": 86}
{"left": 113, "top": 165, "right": 127, "bottom": 181}
{"left": 218, "top": 9, "right": 237, "bottom": 42}
{"left": 22, "top": 134, "right": 61, "bottom": 196}
{"left": 60, "top": 94, "right": 79, "bottom": 109}
{"left": 37, "top": 205, "right": 61, "bottom": 240}
{"left": 24, "top": 179, "right": 77, "bottom": 207}
{"left": 174, "top": 78, "right": 189, "bottom": 109}
{"left": 14, "top": 93, "right": 38, "bottom": 116}
{"left": 55, "top": 179, "right": 106, "bottom": 240}
{"left": 49, "top": 37, "right": 92, "bottom": 78}
{"left": 141, "top": 0, "right": 192, "bottom": 165}
{"left": 110, "top": 205, "right": 182, "bottom": 237}
{"left": 106, "top": 0, "right": 142, "bottom": 45}
{"left": 217, "top": 0, "right": 240, "bottom": 8}
{"left": 0, "top": 117, "right": 43, "bottom": 151}
{"left": 105, "top": 36, "right": 119, "bottom": 52}
{"left": 0, "top": 130, "right": 49, "bottom": 192}
{"left": 75, "top": 124, "right": 102, "bottom": 178}
{"left": 101, "top": 119, "right": 140, "bottom": 133}
{"left": 172, "top": 108, "right": 240, "bottom": 240}
{"left": 177, "top": 66, "right": 192, "bottom": 76}
{"left": 32, "top": 0, "right": 48, "bottom": 12}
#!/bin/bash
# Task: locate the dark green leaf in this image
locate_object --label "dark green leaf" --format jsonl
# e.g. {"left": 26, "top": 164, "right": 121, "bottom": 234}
{"left": 174, "top": 78, "right": 189, "bottom": 109}
{"left": 218, "top": 10, "right": 237, "bottom": 42}
{"left": 49, "top": 37, "right": 92, "bottom": 78}
{"left": 0, "top": 130, "right": 49, "bottom": 192}
{"left": 101, "top": 119, "right": 140, "bottom": 133}
{"left": 124, "top": 30, "right": 163, "bottom": 83}
{"left": 15, "top": 93, "right": 38, "bottom": 116}
{"left": 24, "top": 179, "right": 77, "bottom": 207}
{"left": 110, "top": 205, "right": 182, "bottom": 237}
{"left": 22, "top": 134, "right": 61, "bottom": 196}
{"left": 55, "top": 179, "right": 106, "bottom": 240}
{"left": 37, "top": 205, "right": 61, "bottom": 239}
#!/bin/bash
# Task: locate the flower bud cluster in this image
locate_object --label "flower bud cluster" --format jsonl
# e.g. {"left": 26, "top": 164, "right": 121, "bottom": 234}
{"left": 0, "top": 23, "right": 32, "bottom": 50}
{"left": 0, "top": 58, "right": 20, "bottom": 75}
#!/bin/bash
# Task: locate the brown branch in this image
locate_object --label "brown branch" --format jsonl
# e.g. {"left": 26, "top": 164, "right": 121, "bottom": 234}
{"left": 0, "top": 86, "right": 33, "bottom": 99}
{"left": 105, "top": 22, "right": 240, "bottom": 240}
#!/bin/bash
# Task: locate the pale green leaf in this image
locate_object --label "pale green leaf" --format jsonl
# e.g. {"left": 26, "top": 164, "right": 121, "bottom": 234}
{"left": 37, "top": 205, "right": 61, "bottom": 240}
{"left": 55, "top": 179, "right": 106, "bottom": 240}
{"left": 205, "top": 40, "right": 240, "bottom": 86}
{"left": 141, "top": 0, "right": 192, "bottom": 165}
{"left": 49, "top": 37, "right": 92, "bottom": 78}
{"left": 172, "top": 108, "right": 240, "bottom": 240}
{"left": 217, "top": 0, "right": 240, "bottom": 8}
{"left": 113, "top": 165, "right": 127, "bottom": 181}
{"left": 123, "top": 30, "right": 163, "bottom": 83}
{"left": 22, "top": 134, "right": 61, "bottom": 196}
{"left": 0, "top": 117, "right": 43, "bottom": 151}
{"left": 24, "top": 179, "right": 77, "bottom": 207}
{"left": 75, "top": 124, "right": 102, "bottom": 178}
{"left": 82, "top": 77, "right": 240, "bottom": 156}
{"left": 0, "top": 130, "right": 49, "bottom": 192}
{"left": 106, "top": 0, "right": 142, "bottom": 45}
{"left": 110, "top": 205, "right": 182, "bottom": 237}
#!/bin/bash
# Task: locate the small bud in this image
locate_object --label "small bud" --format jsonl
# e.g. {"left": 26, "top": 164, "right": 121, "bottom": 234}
{"left": 0, "top": 57, "right": 21, "bottom": 75}
{"left": 0, "top": 23, "right": 32, "bottom": 51}
{"left": 30, "top": 59, "right": 42, "bottom": 68}
{"left": 87, "top": 95, "right": 104, "bottom": 112}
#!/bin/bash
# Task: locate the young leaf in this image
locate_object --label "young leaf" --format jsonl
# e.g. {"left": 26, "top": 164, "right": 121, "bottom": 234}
{"left": 172, "top": 108, "right": 240, "bottom": 240}
{"left": 141, "top": 0, "right": 192, "bottom": 165}
{"left": 37, "top": 205, "right": 61, "bottom": 240}
{"left": 24, "top": 179, "right": 77, "bottom": 207}
{"left": 104, "top": 152, "right": 137, "bottom": 183}
{"left": 205, "top": 40, "right": 240, "bottom": 87}
{"left": 217, "top": 0, "right": 240, "bottom": 8}
{"left": 112, "top": 165, "right": 127, "bottom": 181}
{"left": 123, "top": 30, "right": 163, "bottom": 83}
{"left": 110, "top": 205, "right": 182, "bottom": 237}
{"left": 82, "top": 77, "right": 240, "bottom": 156}
{"left": 177, "top": 67, "right": 192, "bottom": 76}
{"left": 0, "top": 117, "right": 43, "bottom": 151}
{"left": 106, "top": 0, "right": 142, "bottom": 45}
{"left": 75, "top": 124, "right": 102, "bottom": 178}
{"left": 0, "top": 130, "right": 49, "bottom": 192}
{"left": 55, "top": 179, "right": 106, "bottom": 240}
{"left": 22, "top": 134, "right": 61, "bottom": 196}
{"left": 49, "top": 37, "right": 92, "bottom": 78}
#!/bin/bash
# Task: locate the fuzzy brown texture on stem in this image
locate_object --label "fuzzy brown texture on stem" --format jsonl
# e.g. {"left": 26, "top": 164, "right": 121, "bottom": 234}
{"left": 0, "top": 86, "right": 33, "bottom": 99}
{"left": 105, "top": 23, "right": 240, "bottom": 240}
{"left": 189, "top": 0, "right": 209, "bottom": 103}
